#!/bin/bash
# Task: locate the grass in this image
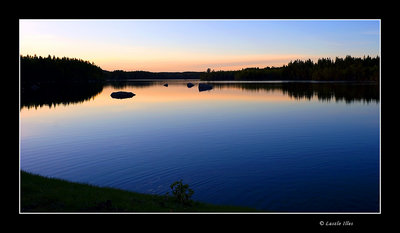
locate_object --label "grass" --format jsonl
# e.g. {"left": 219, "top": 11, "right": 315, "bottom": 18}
{"left": 20, "top": 171, "right": 259, "bottom": 213}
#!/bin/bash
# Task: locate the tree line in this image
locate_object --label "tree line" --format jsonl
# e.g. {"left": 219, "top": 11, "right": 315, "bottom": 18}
{"left": 200, "top": 55, "right": 379, "bottom": 82}
{"left": 103, "top": 70, "right": 202, "bottom": 80}
{"left": 20, "top": 54, "right": 203, "bottom": 84}
{"left": 21, "top": 54, "right": 380, "bottom": 84}
{"left": 20, "top": 55, "right": 105, "bottom": 85}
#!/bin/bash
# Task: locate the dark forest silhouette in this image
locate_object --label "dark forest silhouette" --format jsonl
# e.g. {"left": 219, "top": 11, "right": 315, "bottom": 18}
{"left": 20, "top": 54, "right": 203, "bottom": 85}
{"left": 104, "top": 70, "right": 202, "bottom": 80}
{"left": 21, "top": 54, "right": 379, "bottom": 83}
{"left": 20, "top": 55, "right": 105, "bottom": 85}
{"left": 200, "top": 55, "right": 379, "bottom": 81}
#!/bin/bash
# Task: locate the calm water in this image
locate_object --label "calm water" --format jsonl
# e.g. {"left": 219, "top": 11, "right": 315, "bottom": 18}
{"left": 20, "top": 80, "right": 380, "bottom": 212}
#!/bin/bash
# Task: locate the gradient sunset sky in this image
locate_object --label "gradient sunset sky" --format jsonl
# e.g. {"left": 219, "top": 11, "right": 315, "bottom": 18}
{"left": 19, "top": 19, "right": 380, "bottom": 72}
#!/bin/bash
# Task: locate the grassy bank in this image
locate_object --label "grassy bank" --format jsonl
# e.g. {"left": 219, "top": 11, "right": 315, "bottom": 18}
{"left": 20, "top": 171, "right": 258, "bottom": 213}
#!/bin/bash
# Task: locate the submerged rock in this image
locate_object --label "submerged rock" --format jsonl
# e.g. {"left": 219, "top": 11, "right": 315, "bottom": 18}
{"left": 110, "top": 91, "right": 135, "bottom": 99}
{"left": 198, "top": 83, "right": 213, "bottom": 92}
{"left": 187, "top": 83, "right": 195, "bottom": 88}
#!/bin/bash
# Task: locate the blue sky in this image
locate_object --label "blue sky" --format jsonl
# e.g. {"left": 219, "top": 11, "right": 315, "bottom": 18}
{"left": 19, "top": 19, "right": 380, "bottom": 72}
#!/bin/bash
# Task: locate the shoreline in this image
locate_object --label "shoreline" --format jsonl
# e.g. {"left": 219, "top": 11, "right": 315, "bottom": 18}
{"left": 20, "top": 171, "right": 259, "bottom": 213}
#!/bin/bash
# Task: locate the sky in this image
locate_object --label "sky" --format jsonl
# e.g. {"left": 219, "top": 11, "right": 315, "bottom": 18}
{"left": 19, "top": 19, "right": 380, "bottom": 72}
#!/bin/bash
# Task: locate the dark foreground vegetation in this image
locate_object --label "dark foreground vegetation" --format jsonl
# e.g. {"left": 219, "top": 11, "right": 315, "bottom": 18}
{"left": 20, "top": 171, "right": 257, "bottom": 212}
{"left": 200, "top": 55, "right": 379, "bottom": 81}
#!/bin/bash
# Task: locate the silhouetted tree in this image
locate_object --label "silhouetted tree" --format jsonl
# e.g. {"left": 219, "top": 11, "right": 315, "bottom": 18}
{"left": 21, "top": 55, "right": 105, "bottom": 86}
{"left": 200, "top": 55, "right": 379, "bottom": 82}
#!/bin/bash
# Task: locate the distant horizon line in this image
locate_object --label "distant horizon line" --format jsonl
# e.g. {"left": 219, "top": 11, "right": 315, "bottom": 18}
{"left": 20, "top": 53, "right": 380, "bottom": 73}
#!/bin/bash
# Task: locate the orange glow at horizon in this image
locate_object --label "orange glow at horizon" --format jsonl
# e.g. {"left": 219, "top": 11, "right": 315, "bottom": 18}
{"left": 93, "top": 54, "right": 322, "bottom": 72}
{"left": 20, "top": 40, "right": 320, "bottom": 72}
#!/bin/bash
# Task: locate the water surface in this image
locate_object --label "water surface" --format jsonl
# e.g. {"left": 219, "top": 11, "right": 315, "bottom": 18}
{"left": 20, "top": 80, "right": 380, "bottom": 212}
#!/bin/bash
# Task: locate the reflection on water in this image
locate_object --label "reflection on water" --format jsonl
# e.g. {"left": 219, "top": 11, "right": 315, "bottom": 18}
{"left": 212, "top": 82, "right": 379, "bottom": 103}
{"left": 21, "top": 82, "right": 104, "bottom": 109}
{"left": 20, "top": 80, "right": 380, "bottom": 212}
{"left": 20, "top": 80, "right": 379, "bottom": 109}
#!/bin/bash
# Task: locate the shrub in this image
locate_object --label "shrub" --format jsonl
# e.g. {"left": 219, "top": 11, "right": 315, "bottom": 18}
{"left": 167, "top": 179, "right": 194, "bottom": 206}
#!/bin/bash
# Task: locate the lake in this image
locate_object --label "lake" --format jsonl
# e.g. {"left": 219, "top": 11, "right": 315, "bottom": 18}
{"left": 20, "top": 80, "right": 380, "bottom": 212}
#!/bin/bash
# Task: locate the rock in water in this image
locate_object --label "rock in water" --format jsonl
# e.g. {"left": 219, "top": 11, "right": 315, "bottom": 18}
{"left": 187, "top": 83, "right": 195, "bottom": 88}
{"left": 110, "top": 91, "right": 135, "bottom": 99}
{"left": 198, "top": 83, "right": 213, "bottom": 92}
